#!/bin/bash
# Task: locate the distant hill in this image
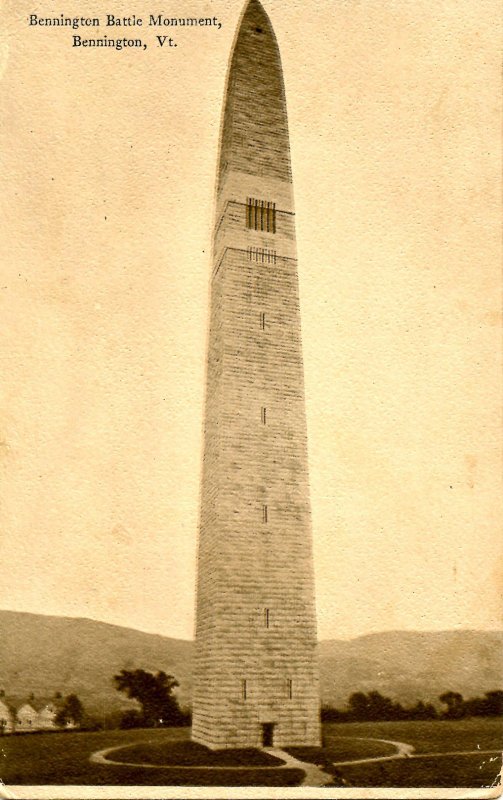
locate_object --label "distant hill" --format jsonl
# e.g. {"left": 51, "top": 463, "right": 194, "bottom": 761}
{"left": 0, "top": 610, "right": 193, "bottom": 716}
{"left": 1, "top": 610, "right": 501, "bottom": 717}
{"left": 319, "top": 629, "right": 502, "bottom": 709}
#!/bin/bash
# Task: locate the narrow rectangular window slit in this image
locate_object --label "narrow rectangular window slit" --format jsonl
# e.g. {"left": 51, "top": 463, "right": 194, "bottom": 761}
{"left": 246, "top": 198, "right": 277, "bottom": 233}
{"left": 262, "top": 504, "right": 268, "bottom": 523}
{"left": 264, "top": 608, "right": 270, "bottom": 628}
{"left": 241, "top": 679, "right": 247, "bottom": 701}
{"left": 287, "top": 679, "right": 293, "bottom": 699}
{"left": 261, "top": 407, "right": 267, "bottom": 425}
{"left": 250, "top": 247, "right": 276, "bottom": 263}
{"left": 260, "top": 312, "right": 266, "bottom": 330}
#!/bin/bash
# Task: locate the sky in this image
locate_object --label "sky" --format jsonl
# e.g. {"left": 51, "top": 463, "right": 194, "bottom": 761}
{"left": 0, "top": 0, "right": 501, "bottom": 642}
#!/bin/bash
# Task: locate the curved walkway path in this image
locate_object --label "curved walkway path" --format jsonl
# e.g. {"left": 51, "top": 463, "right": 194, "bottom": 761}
{"left": 329, "top": 736, "right": 501, "bottom": 768}
{"left": 330, "top": 735, "right": 414, "bottom": 767}
{"left": 407, "top": 750, "right": 500, "bottom": 760}
{"left": 268, "top": 749, "right": 333, "bottom": 787}
{"left": 90, "top": 740, "right": 173, "bottom": 768}
{"left": 90, "top": 735, "right": 502, "bottom": 787}
{"left": 89, "top": 742, "right": 333, "bottom": 787}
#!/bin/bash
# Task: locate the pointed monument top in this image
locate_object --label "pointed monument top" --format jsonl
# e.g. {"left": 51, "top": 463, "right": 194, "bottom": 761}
{"left": 217, "top": 0, "right": 291, "bottom": 190}
{"left": 238, "top": 0, "right": 275, "bottom": 46}
{"left": 241, "top": 0, "right": 271, "bottom": 23}
{"left": 236, "top": 0, "right": 276, "bottom": 53}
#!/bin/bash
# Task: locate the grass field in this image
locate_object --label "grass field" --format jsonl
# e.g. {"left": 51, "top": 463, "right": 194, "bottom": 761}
{"left": 324, "top": 718, "right": 502, "bottom": 787}
{"left": 287, "top": 737, "right": 397, "bottom": 764}
{"left": 1, "top": 717, "right": 501, "bottom": 787}
{"left": 324, "top": 717, "right": 503, "bottom": 754}
{"left": 107, "top": 739, "right": 284, "bottom": 766}
{"left": 0, "top": 727, "right": 302, "bottom": 786}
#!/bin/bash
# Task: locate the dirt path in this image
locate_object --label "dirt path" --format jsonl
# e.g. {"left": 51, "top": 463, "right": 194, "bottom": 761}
{"left": 90, "top": 740, "right": 162, "bottom": 767}
{"left": 409, "top": 749, "right": 501, "bottom": 759}
{"left": 90, "top": 735, "right": 501, "bottom": 786}
{"left": 330, "top": 735, "right": 415, "bottom": 766}
{"left": 89, "top": 741, "right": 334, "bottom": 786}
{"left": 330, "top": 737, "right": 501, "bottom": 768}
{"left": 267, "top": 748, "right": 333, "bottom": 787}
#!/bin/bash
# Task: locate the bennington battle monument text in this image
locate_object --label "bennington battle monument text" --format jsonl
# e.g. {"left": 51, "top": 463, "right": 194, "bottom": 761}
{"left": 192, "top": 0, "right": 321, "bottom": 750}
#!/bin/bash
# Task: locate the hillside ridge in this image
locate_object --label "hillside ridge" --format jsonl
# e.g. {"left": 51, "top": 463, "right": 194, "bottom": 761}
{"left": 1, "top": 610, "right": 501, "bottom": 715}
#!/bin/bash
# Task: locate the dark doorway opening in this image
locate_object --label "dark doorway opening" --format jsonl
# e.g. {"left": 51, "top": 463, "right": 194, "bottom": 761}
{"left": 261, "top": 722, "right": 275, "bottom": 747}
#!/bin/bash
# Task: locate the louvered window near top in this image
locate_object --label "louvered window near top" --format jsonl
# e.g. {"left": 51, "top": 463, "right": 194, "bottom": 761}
{"left": 246, "top": 198, "right": 276, "bottom": 233}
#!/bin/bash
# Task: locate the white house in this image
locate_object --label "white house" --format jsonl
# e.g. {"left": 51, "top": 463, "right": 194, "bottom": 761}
{"left": 15, "top": 702, "right": 39, "bottom": 731}
{"left": 37, "top": 701, "right": 60, "bottom": 729}
{"left": 0, "top": 698, "right": 14, "bottom": 734}
{"left": 0, "top": 693, "right": 81, "bottom": 732}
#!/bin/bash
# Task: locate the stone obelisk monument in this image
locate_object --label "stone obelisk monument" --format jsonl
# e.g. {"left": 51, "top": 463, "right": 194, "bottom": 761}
{"left": 192, "top": 0, "right": 321, "bottom": 749}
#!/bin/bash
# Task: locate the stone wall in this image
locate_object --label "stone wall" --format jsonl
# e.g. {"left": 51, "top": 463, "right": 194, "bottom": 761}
{"left": 192, "top": 0, "right": 320, "bottom": 750}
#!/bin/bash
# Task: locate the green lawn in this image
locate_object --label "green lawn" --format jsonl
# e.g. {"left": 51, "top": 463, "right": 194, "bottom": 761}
{"left": 2, "top": 718, "right": 501, "bottom": 787}
{"left": 338, "top": 753, "right": 501, "bottom": 788}
{"left": 107, "top": 739, "right": 284, "bottom": 766}
{"left": 324, "top": 719, "right": 502, "bottom": 787}
{"left": 0, "top": 727, "right": 302, "bottom": 786}
{"left": 323, "top": 717, "right": 503, "bottom": 754}
{"left": 1, "top": 727, "right": 185, "bottom": 785}
{"left": 287, "top": 737, "right": 396, "bottom": 764}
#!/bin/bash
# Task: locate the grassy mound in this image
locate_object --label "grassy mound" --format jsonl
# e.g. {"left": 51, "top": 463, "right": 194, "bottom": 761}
{"left": 286, "top": 738, "right": 396, "bottom": 766}
{"left": 107, "top": 739, "right": 285, "bottom": 767}
{"left": 1, "top": 728, "right": 304, "bottom": 786}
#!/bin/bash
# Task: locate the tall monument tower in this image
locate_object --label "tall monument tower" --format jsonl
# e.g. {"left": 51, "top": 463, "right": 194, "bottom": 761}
{"left": 192, "top": 0, "right": 321, "bottom": 750}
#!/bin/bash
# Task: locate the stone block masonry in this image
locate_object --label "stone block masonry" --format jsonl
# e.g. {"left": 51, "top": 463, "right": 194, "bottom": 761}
{"left": 192, "top": 0, "right": 321, "bottom": 749}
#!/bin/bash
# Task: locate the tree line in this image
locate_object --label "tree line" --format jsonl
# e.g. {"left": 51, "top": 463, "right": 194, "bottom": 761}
{"left": 113, "top": 668, "right": 189, "bottom": 728}
{"left": 17, "top": 671, "right": 500, "bottom": 732}
{"left": 54, "top": 693, "right": 84, "bottom": 726}
{"left": 111, "top": 669, "right": 503, "bottom": 729}
{"left": 321, "top": 689, "right": 503, "bottom": 722}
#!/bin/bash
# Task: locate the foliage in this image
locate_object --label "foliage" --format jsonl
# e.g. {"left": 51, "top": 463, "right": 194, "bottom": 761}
{"left": 119, "top": 709, "right": 144, "bottom": 729}
{"left": 348, "top": 690, "right": 407, "bottom": 721}
{"left": 322, "top": 688, "right": 503, "bottom": 723}
{"left": 55, "top": 694, "right": 84, "bottom": 727}
{"left": 178, "top": 706, "right": 192, "bottom": 727}
{"left": 439, "top": 689, "right": 503, "bottom": 719}
{"left": 113, "top": 668, "right": 183, "bottom": 728}
{"left": 463, "top": 690, "right": 503, "bottom": 717}
{"left": 321, "top": 705, "right": 350, "bottom": 723}
{"left": 407, "top": 700, "right": 438, "bottom": 720}
{"left": 439, "top": 691, "right": 464, "bottom": 719}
